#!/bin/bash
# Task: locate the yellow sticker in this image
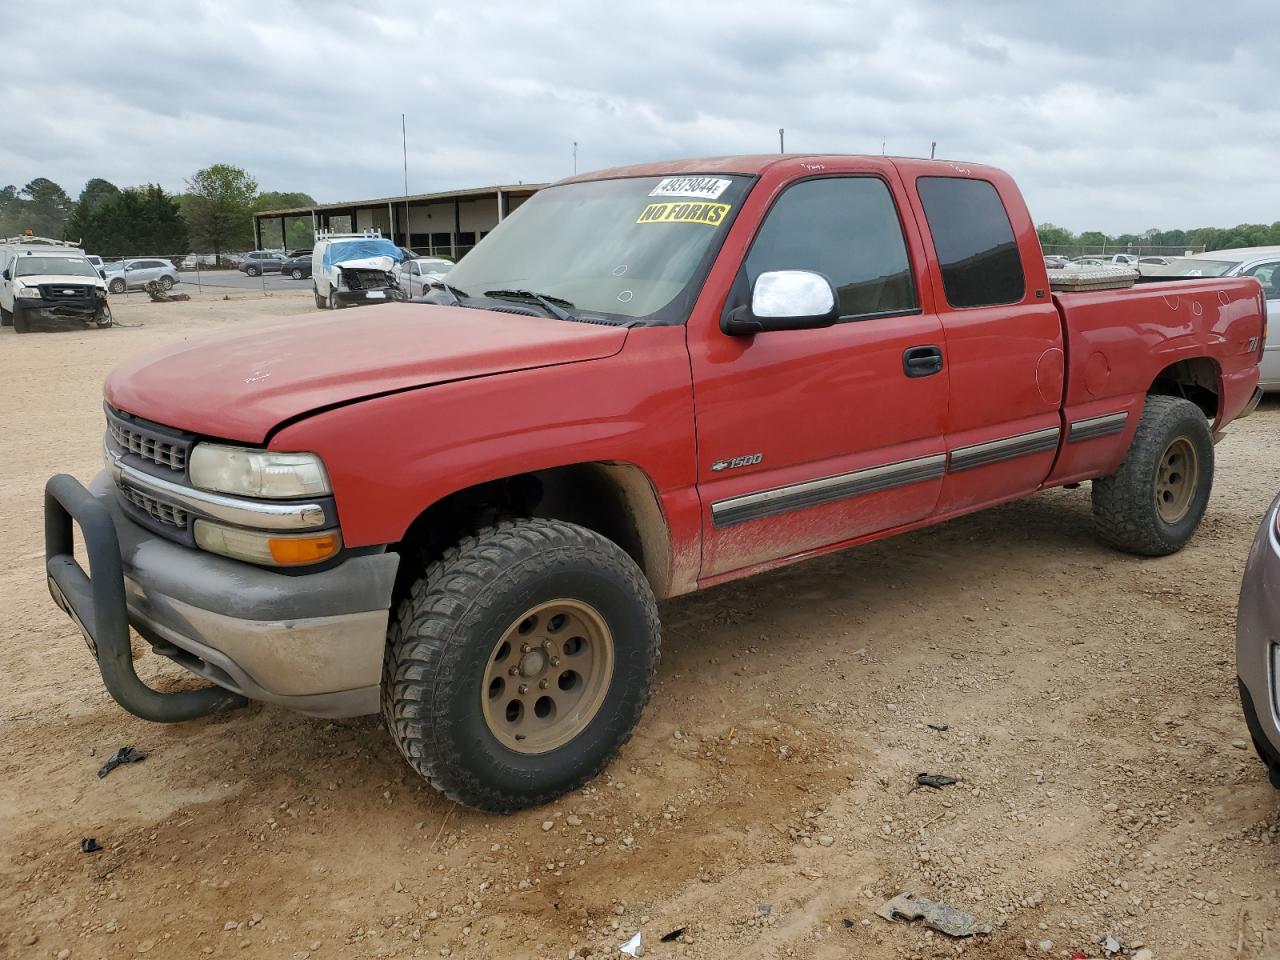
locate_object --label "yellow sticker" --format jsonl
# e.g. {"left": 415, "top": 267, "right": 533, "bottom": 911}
{"left": 635, "top": 201, "right": 731, "bottom": 226}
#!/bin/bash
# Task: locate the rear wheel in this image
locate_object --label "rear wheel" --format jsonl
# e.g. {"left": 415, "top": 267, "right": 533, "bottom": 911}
{"left": 1091, "top": 395, "right": 1214, "bottom": 556}
{"left": 109, "top": 278, "right": 126, "bottom": 294}
{"left": 381, "top": 519, "right": 660, "bottom": 812}
{"left": 246, "top": 265, "right": 260, "bottom": 277}
{"left": 290, "top": 268, "right": 304, "bottom": 280}
{"left": 159, "top": 275, "right": 174, "bottom": 290}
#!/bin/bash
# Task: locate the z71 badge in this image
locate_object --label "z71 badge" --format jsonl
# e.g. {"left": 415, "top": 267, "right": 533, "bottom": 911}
{"left": 710, "top": 453, "right": 763, "bottom": 472}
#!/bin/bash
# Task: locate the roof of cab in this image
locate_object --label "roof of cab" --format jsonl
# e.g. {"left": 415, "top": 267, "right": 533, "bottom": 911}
{"left": 558, "top": 154, "right": 1001, "bottom": 185}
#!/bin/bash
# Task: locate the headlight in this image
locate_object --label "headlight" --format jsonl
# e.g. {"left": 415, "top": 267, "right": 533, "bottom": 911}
{"left": 16, "top": 285, "right": 42, "bottom": 299}
{"left": 194, "top": 520, "right": 341, "bottom": 566}
{"left": 188, "top": 444, "right": 331, "bottom": 499}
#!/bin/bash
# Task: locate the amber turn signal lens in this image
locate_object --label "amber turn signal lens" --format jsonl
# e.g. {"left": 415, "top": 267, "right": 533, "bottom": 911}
{"left": 267, "top": 533, "right": 341, "bottom": 565}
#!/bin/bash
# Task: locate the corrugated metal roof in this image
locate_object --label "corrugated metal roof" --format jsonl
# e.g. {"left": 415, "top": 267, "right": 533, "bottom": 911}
{"left": 253, "top": 183, "right": 550, "bottom": 218}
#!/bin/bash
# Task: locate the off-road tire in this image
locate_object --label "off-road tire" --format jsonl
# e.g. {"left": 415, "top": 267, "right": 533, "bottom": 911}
{"left": 109, "top": 278, "right": 126, "bottom": 294}
{"left": 159, "top": 275, "right": 174, "bottom": 290}
{"left": 290, "top": 268, "right": 304, "bottom": 280}
{"left": 1091, "top": 395, "right": 1214, "bottom": 556}
{"left": 381, "top": 518, "right": 661, "bottom": 812}
{"left": 12, "top": 306, "right": 29, "bottom": 333}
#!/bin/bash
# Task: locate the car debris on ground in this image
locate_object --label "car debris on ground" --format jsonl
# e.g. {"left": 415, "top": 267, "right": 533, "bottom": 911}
{"left": 914, "top": 772, "right": 959, "bottom": 789}
{"left": 875, "top": 892, "right": 991, "bottom": 937}
{"left": 79, "top": 837, "right": 102, "bottom": 853}
{"left": 619, "top": 930, "right": 643, "bottom": 956}
{"left": 96, "top": 746, "right": 146, "bottom": 779}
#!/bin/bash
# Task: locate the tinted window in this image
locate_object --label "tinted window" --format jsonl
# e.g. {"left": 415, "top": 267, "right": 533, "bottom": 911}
{"left": 916, "top": 177, "right": 1024, "bottom": 308}
{"left": 744, "top": 177, "right": 916, "bottom": 318}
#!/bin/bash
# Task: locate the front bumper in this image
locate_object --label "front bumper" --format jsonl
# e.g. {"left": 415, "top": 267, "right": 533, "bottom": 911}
{"left": 18, "top": 294, "right": 108, "bottom": 323}
{"left": 335, "top": 287, "right": 398, "bottom": 306}
{"left": 1237, "top": 492, "right": 1280, "bottom": 785}
{"left": 45, "top": 472, "right": 398, "bottom": 720}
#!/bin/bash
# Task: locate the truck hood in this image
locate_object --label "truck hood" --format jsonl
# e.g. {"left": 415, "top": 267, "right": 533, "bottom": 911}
{"left": 335, "top": 255, "right": 396, "bottom": 271}
{"left": 104, "top": 302, "right": 628, "bottom": 442}
{"left": 18, "top": 272, "right": 106, "bottom": 288}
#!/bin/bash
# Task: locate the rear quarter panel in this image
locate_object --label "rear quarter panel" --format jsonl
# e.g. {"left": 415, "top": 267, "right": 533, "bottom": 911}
{"left": 1046, "top": 276, "right": 1264, "bottom": 485}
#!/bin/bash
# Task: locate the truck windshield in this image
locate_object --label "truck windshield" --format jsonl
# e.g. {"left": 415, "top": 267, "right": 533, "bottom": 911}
{"left": 1147, "top": 257, "right": 1241, "bottom": 277}
{"left": 13, "top": 256, "right": 99, "bottom": 278}
{"left": 444, "top": 175, "right": 752, "bottom": 322}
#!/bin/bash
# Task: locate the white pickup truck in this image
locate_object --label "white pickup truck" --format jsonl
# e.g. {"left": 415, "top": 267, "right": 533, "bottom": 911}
{"left": 0, "top": 236, "right": 111, "bottom": 333}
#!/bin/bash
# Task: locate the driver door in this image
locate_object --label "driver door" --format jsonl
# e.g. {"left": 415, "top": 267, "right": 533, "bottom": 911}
{"left": 688, "top": 163, "right": 949, "bottom": 580}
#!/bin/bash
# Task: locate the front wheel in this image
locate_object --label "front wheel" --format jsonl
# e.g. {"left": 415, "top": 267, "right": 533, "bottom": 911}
{"left": 0, "top": 303, "right": 11, "bottom": 326}
{"left": 12, "top": 306, "right": 29, "bottom": 333}
{"left": 159, "top": 275, "right": 174, "bottom": 290}
{"left": 290, "top": 268, "right": 304, "bottom": 280}
{"left": 96, "top": 303, "right": 113, "bottom": 328}
{"left": 327, "top": 287, "right": 339, "bottom": 310}
{"left": 1091, "top": 395, "right": 1214, "bottom": 556}
{"left": 246, "top": 266, "right": 260, "bottom": 277}
{"left": 382, "top": 519, "right": 660, "bottom": 812}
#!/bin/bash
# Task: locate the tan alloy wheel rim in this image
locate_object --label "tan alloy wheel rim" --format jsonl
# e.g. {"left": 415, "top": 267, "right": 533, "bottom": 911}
{"left": 1155, "top": 436, "right": 1199, "bottom": 524}
{"left": 481, "top": 599, "right": 615, "bottom": 754}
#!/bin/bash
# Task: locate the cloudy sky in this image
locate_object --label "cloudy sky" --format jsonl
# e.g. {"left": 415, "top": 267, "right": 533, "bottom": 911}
{"left": 6, "top": 0, "right": 1276, "bottom": 233}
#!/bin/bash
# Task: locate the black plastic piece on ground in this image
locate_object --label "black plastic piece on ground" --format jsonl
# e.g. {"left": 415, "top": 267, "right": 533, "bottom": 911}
{"left": 44, "top": 473, "right": 248, "bottom": 723}
{"left": 80, "top": 837, "right": 102, "bottom": 854}
{"left": 916, "top": 773, "right": 959, "bottom": 789}
{"left": 1238, "top": 677, "right": 1280, "bottom": 788}
{"left": 97, "top": 746, "right": 147, "bottom": 779}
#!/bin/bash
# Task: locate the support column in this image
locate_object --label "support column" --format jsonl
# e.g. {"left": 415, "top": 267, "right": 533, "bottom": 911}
{"left": 496, "top": 189, "right": 505, "bottom": 222}
{"left": 279, "top": 216, "right": 287, "bottom": 250}
{"left": 252, "top": 217, "right": 262, "bottom": 251}
{"left": 451, "top": 196, "right": 461, "bottom": 259}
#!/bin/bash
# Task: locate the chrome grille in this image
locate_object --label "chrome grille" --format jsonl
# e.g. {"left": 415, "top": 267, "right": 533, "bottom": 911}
{"left": 120, "top": 485, "right": 189, "bottom": 528}
{"left": 107, "top": 417, "right": 187, "bottom": 471}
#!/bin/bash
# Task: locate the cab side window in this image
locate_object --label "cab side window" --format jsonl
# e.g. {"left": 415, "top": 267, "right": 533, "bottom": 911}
{"left": 916, "top": 177, "right": 1024, "bottom": 308}
{"left": 1242, "top": 261, "right": 1280, "bottom": 298}
{"left": 744, "top": 177, "right": 918, "bottom": 320}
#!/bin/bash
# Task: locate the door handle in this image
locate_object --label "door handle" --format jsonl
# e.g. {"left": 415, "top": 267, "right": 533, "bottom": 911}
{"left": 903, "top": 345, "right": 944, "bottom": 378}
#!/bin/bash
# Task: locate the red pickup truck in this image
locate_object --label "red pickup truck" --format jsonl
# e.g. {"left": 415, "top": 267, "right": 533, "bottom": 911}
{"left": 45, "top": 155, "right": 1265, "bottom": 812}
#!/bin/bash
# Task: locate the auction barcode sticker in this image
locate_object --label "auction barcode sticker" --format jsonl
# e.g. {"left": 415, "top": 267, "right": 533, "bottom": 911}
{"left": 649, "top": 177, "right": 732, "bottom": 200}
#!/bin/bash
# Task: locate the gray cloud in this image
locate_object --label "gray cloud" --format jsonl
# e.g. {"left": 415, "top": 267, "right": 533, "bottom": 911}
{"left": 5, "top": 0, "right": 1277, "bottom": 233}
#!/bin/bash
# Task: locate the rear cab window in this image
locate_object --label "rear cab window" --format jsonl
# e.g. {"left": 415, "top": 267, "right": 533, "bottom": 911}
{"left": 916, "top": 177, "right": 1025, "bottom": 308}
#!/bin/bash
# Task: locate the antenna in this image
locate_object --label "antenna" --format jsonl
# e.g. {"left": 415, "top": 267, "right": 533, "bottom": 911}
{"left": 401, "top": 114, "right": 410, "bottom": 249}
{"left": 881, "top": 137, "right": 886, "bottom": 156}
{"left": 930, "top": 141, "right": 937, "bottom": 159}
{"left": 779, "top": 128, "right": 785, "bottom": 153}
{"left": 573, "top": 141, "right": 578, "bottom": 175}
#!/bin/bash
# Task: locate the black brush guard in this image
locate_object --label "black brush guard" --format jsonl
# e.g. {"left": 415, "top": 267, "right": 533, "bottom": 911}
{"left": 44, "top": 474, "right": 246, "bottom": 722}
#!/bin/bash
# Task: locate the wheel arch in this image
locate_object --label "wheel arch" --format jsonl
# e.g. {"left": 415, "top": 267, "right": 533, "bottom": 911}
{"left": 391, "top": 460, "right": 675, "bottom": 603}
{"left": 1147, "top": 356, "right": 1221, "bottom": 422}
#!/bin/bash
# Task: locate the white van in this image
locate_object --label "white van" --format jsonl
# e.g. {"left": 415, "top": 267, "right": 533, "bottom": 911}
{"left": 311, "top": 229, "right": 407, "bottom": 309}
{"left": 0, "top": 236, "right": 111, "bottom": 333}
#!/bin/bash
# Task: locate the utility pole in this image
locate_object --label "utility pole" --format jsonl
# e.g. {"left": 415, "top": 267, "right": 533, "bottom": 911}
{"left": 573, "top": 141, "right": 578, "bottom": 175}
{"left": 779, "top": 128, "right": 785, "bottom": 153}
{"left": 401, "top": 113, "right": 410, "bottom": 249}
{"left": 881, "top": 137, "right": 886, "bottom": 155}
{"left": 930, "top": 141, "right": 936, "bottom": 159}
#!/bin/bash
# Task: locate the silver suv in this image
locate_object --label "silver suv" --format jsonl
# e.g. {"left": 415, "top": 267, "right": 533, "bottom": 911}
{"left": 104, "top": 258, "right": 180, "bottom": 294}
{"left": 239, "top": 251, "right": 288, "bottom": 276}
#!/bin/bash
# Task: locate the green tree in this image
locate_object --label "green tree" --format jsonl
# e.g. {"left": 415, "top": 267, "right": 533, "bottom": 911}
{"left": 182, "top": 163, "right": 257, "bottom": 257}
{"left": 17, "top": 177, "right": 73, "bottom": 238}
{"left": 0, "top": 185, "right": 20, "bottom": 236}
{"left": 74, "top": 184, "right": 188, "bottom": 257}
{"left": 65, "top": 178, "right": 121, "bottom": 245}
{"left": 1036, "top": 223, "right": 1075, "bottom": 247}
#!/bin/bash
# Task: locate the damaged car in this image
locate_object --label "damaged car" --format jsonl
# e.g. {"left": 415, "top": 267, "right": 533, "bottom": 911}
{"left": 311, "top": 230, "right": 407, "bottom": 310}
{"left": 0, "top": 240, "right": 111, "bottom": 333}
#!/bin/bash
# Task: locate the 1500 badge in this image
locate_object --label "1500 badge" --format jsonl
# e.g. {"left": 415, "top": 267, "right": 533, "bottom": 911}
{"left": 710, "top": 453, "right": 763, "bottom": 472}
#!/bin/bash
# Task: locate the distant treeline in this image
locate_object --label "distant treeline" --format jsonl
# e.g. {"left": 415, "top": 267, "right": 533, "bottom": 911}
{"left": 1037, "top": 222, "right": 1280, "bottom": 253}
{"left": 0, "top": 166, "right": 316, "bottom": 257}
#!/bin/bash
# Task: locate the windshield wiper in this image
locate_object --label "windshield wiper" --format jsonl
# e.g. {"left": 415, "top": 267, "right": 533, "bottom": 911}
{"left": 427, "top": 280, "right": 469, "bottom": 306}
{"left": 483, "top": 288, "right": 576, "bottom": 322}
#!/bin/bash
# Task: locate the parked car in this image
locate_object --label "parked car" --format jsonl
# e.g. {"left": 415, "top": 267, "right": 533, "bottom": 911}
{"left": 102, "top": 258, "right": 180, "bottom": 294}
{"left": 1144, "top": 246, "right": 1280, "bottom": 391}
{"left": 239, "top": 251, "right": 288, "bottom": 276}
{"left": 1043, "top": 255, "right": 1070, "bottom": 270}
{"left": 180, "top": 254, "right": 218, "bottom": 270}
{"left": 1238, "top": 489, "right": 1280, "bottom": 789}
{"left": 311, "top": 230, "right": 405, "bottom": 308}
{"left": 0, "top": 240, "right": 111, "bottom": 333}
{"left": 43, "top": 155, "right": 1265, "bottom": 813}
{"left": 280, "top": 254, "right": 312, "bottom": 280}
{"left": 396, "top": 257, "right": 454, "bottom": 298}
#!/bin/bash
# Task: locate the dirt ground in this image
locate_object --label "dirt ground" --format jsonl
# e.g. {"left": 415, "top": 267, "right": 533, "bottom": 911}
{"left": 2, "top": 291, "right": 1279, "bottom": 960}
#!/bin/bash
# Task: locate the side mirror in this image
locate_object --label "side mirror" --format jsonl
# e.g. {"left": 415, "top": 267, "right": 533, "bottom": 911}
{"left": 1, "top": 268, "right": 9, "bottom": 281}
{"left": 724, "top": 270, "right": 839, "bottom": 336}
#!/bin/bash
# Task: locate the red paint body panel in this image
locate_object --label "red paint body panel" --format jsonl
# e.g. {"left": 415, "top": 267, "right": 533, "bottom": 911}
{"left": 96, "top": 154, "right": 1266, "bottom": 598}
{"left": 105, "top": 304, "right": 628, "bottom": 442}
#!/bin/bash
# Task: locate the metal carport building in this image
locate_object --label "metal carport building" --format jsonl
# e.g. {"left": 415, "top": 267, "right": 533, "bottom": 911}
{"left": 252, "top": 183, "right": 547, "bottom": 260}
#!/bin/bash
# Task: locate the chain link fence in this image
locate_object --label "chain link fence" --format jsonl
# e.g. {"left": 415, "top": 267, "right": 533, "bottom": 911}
{"left": 1040, "top": 243, "right": 1205, "bottom": 260}
{"left": 97, "top": 252, "right": 317, "bottom": 302}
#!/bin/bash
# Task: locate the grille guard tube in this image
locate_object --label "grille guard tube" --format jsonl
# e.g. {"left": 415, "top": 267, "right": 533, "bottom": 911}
{"left": 44, "top": 473, "right": 247, "bottom": 722}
